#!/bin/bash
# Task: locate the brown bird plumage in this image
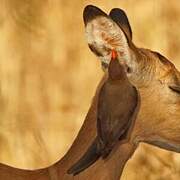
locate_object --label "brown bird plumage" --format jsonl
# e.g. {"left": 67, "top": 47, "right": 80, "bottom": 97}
{"left": 97, "top": 56, "right": 138, "bottom": 158}
{"left": 67, "top": 55, "right": 139, "bottom": 175}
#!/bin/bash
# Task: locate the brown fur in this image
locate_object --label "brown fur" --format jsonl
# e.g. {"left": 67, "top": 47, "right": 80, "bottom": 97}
{"left": 0, "top": 4, "right": 180, "bottom": 180}
{"left": 0, "top": 47, "right": 179, "bottom": 179}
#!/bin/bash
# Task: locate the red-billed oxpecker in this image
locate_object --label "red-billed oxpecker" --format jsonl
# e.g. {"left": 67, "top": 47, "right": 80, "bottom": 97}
{"left": 67, "top": 50, "right": 139, "bottom": 175}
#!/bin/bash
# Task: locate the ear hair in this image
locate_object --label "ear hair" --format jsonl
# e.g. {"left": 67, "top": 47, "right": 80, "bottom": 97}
{"left": 85, "top": 16, "right": 130, "bottom": 63}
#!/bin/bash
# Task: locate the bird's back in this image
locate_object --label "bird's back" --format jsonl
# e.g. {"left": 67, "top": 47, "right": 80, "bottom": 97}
{"left": 97, "top": 58, "right": 138, "bottom": 156}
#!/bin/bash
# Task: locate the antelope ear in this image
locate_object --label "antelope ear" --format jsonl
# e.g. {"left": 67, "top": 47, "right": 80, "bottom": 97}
{"left": 83, "top": 5, "right": 131, "bottom": 66}
{"left": 83, "top": 5, "right": 108, "bottom": 26}
{"left": 109, "top": 8, "right": 132, "bottom": 41}
{"left": 169, "top": 85, "right": 180, "bottom": 94}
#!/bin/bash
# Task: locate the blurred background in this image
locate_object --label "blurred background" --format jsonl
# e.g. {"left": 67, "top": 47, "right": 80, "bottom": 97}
{"left": 0, "top": 0, "right": 180, "bottom": 179}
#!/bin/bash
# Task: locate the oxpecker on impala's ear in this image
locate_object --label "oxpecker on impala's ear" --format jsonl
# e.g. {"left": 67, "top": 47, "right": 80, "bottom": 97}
{"left": 83, "top": 5, "right": 132, "bottom": 69}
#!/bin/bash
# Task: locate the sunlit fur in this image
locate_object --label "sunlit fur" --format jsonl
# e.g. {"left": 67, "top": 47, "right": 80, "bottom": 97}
{"left": 0, "top": 1, "right": 180, "bottom": 180}
{"left": 85, "top": 14, "right": 180, "bottom": 153}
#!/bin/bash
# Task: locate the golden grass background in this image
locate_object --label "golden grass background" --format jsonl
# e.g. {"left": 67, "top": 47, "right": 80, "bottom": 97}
{"left": 0, "top": 0, "right": 180, "bottom": 179}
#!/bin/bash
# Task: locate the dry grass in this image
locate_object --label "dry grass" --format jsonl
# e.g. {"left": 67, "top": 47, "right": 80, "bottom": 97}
{"left": 0, "top": 0, "right": 180, "bottom": 179}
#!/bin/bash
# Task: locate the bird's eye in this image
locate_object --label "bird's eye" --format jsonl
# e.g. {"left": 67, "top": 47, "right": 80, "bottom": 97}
{"left": 169, "top": 85, "right": 180, "bottom": 94}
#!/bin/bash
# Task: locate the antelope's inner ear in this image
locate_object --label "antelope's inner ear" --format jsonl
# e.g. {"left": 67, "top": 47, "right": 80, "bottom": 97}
{"left": 83, "top": 5, "right": 108, "bottom": 26}
{"left": 83, "top": 5, "right": 131, "bottom": 66}
{"left": 109, "top": 8, "right": 132, "bottom": 41}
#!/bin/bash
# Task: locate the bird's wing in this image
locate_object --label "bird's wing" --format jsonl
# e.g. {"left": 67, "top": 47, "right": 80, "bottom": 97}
{"left": 110, "top": 86, "right": 139, "bottom": 141}
{"left": 97, "top": 83, "right": 111, "bottom": 144}
{"left": 97, "top": 84, "right": 139, "bottom": 149}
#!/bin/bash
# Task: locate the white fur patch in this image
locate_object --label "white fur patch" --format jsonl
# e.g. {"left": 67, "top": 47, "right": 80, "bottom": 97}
{"left": 85, "top": 16, "right": 130, "bottom": 65}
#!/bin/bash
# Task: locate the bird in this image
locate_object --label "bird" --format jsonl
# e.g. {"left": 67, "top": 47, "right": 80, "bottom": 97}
{"left": 67, "top": 50, "right": 139, "bottom": 175}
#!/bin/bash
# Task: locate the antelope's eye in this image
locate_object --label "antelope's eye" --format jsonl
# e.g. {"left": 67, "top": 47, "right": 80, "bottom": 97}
{"left": 169, "top": 85, "right": 180, "bottom": 94}
{"left": 88, "top": 44, "right": 103, "bottom": 57}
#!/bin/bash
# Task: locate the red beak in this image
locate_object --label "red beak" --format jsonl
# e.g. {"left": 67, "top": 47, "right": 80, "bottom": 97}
{"left": 111, "top": 50, "right": 118, "bottom": 60}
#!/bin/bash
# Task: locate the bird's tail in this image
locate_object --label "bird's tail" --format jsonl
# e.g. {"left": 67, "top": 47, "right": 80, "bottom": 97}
{"left": 67, "top": 137, "right": 101, "bottom": 175}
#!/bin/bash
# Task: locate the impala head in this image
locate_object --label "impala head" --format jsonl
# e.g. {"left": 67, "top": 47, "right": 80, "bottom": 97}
{"left": 83, "top": 5, "right": 180, "bottom": 150}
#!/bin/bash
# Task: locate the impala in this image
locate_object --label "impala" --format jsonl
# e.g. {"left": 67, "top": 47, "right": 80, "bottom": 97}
{"left": 0, "top": 5, "right": 180, "bottom": 180}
